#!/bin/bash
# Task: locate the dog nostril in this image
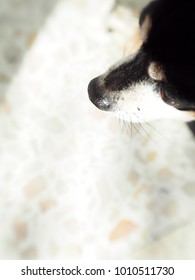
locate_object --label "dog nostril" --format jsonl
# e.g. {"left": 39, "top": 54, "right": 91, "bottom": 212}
{"left": 88, "top": 77, "right": 112, "bottom": 111}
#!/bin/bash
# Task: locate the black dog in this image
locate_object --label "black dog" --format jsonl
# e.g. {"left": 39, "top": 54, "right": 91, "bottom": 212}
{"left": 88, "top": 0, "right": 195, "bottom": 131}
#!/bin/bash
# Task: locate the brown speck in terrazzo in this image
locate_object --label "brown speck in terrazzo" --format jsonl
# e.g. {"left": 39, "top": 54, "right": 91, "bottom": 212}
{"left": 21, "top": 247, "right": 38, "bottom": 259}
{"left": 146, "top": 151, "right": 157, "bottom": 162}
{"left": 109, "top": 220, "right": 137, "bottom": 241}
{"left": 24, "top": 176, "right": 47, "bottom": 198}
{"left": 158, "top": 167, "right": 173, "bottom": 178}
{"left": 146, "top": 201, "right": 156, "bottom": 211}
{"left": 0, "top": 73, "right": 9, "bottom": 83}
{"left": 14, "top": 220, "right": 28, "bottom": 240}
{"left": 133, "top": 183, "right": 151, "bottom": 199}
{"left": 128, "top": 170, "right": 140, "bottom": 184}
{"left": 162, "top": 201, "right": 177, "bottom": 216}
{"left": 183, "top": 184, "right": 195, "bottom": 196}
{"left": 40, "top": 199, "right": 56, "bottom": 212}
{"left": 27, "top": 32, "right": 37, "bottom": 48}
{"left": 2, "top": 98, "right": 12, "bottom": 114}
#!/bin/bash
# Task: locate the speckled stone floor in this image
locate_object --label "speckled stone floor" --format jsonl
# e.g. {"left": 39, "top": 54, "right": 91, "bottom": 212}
{"left": 0, "top": 0, "right": 195, "bottom": 260}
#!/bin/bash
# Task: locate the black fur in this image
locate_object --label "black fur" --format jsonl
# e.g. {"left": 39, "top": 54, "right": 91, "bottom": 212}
{"left": 141, "top": 0, "right": 195, "bottom": 109}
{"left": 104, "top": 49, "right": 151, "bottom": 91}
{"left": 88, "top": 0, "right": 195, "bottom": 122}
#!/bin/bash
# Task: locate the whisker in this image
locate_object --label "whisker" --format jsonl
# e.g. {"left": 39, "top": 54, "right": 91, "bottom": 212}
{"left": 133, "top": 113, "right": 158, "bottom": 145}
{"left": 117, "top": 112, "right": 127, "bottom": 134}
{"left": 132, "top": 122, "right": 141, "bottom": 137}
{"left": 134, "top": 112, "right": 170, "bottom": 143}
{"left": 144, "top": 121, "right": 170, "bottom": 142}
{"left": 127, "top": 114, "right": 136, "bottom": 141}
{"left": 136, "top": 122, "right": 151, "bottom": 139}
{"left": 117, "top": 114, "right": 123, "bottom": 132}
{"left": 126, "top": 115, "right": 134, "bottom": 142}
{"left": 116, "top": 112, "right": 150, "bottom": 141}
{"left": 114, "top": 110, "right": 170, "bottom": 145}
{"left": 123, "top": 115, "right": 130, "bottom": 135}
{"left": 130, "top": 117, "right": 133, "bottom": 141}
{"left": 115, "top": 112, "right": 162, "bottom": 145}
{"left": 140, "top": 122, "right": 158, "bottom": 145}
{"left": 116, "top": 113, "right": 135, "bottom": 142}
{"left": 127, "top": 117, "right": 146, "bottom": 139}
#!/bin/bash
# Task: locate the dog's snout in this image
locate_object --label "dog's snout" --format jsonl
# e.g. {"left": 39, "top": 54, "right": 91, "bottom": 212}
{"left": 88, "top": 77, "right": 112, "bottom": 111}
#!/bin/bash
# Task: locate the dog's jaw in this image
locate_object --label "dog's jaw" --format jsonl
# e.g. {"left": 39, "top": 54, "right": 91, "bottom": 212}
{"left": 111, "top": 82, "right": 194, "bottom": 123}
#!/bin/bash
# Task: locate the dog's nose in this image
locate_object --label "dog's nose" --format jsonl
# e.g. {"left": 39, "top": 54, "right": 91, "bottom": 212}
{"left": 88, "top": 77, "right": 112, "bottom": 111}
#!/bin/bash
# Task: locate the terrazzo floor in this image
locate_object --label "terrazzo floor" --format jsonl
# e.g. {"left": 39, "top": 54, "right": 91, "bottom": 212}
{"left": 0, "top": 0, "right": 195, "bottom": 259}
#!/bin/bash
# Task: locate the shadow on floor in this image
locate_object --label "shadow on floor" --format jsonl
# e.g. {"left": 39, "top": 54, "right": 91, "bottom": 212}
{"left": 0, "top": 0, "right": 59, "bottom": 98}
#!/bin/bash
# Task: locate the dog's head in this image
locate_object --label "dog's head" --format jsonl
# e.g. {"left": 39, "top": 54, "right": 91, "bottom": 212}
{"left": 88, "top": 0, "right": 195, "bottom": 122}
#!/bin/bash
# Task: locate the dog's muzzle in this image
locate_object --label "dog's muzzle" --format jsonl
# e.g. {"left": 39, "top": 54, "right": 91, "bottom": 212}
{"left": 88, "top": 77, "right": 113, "bottom": 111}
